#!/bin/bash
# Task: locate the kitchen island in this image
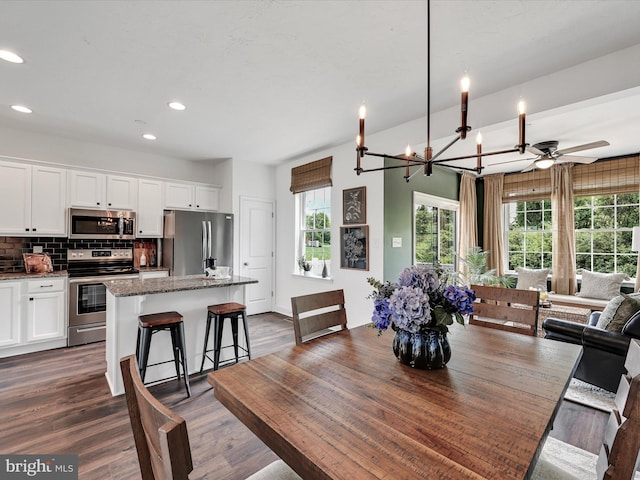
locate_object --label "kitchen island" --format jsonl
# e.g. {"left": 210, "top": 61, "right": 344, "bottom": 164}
{"left": 104, "top": 274, "right": 257, "bottom": 396}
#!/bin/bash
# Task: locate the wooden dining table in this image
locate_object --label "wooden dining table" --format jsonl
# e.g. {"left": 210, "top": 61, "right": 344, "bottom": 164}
{"left": 207, "top": 323, "right": 582, "bottom": 480}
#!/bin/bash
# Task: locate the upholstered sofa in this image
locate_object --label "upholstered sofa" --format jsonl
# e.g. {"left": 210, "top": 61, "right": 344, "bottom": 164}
{"left": 543, "top": 305, "right": 640, "bottom": 392}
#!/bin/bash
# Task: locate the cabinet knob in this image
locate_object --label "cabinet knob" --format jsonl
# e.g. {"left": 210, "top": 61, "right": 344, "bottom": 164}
{"left": 196, "top": 205, "right": 200, "bottom": 208}
{"left": 32, "top": 228, "right": 36, "bottom": 231}
{"left": 97, "top": 202, "right": 100, "bottom": 205}
{"left": 108, "top": 203, "right": 112, "bottom": 206}
{"left": 189, "top": 204, "right": 192, "bottom": 207}
{"left": 25, "top": 228, "right": 29, "bottom": 231}
{"left": 29, "top": 297, "right": 33, "bottom": 301}
{"left": 139, "top": 230, "right": 143, "bottom": 234}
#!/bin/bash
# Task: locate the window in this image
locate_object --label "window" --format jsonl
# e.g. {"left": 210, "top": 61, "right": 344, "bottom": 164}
{"left": 297, "top": 186, "right": 331, "bottom": 275}
{"left": 504, "top": 193, "right": 639, "bottom": 276}
{"left": 505, "top": 200, "right": 552, "bottom": 270}
{"left": 575, "top": 193, "right": 639, "bottom": 277}
{"left": 413, "top": 192, "right": 458, "bottom": 269}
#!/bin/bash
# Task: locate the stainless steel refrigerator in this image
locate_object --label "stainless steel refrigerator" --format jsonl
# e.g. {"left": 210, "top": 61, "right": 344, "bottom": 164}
{"left": 162, "top": 210, "right": 234, "bottom": 276}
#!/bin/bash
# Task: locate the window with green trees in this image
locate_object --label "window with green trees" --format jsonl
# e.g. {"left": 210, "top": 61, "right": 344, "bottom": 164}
{"left": 299, "top": 187, "right": 331, "bottom": 263}
{"left": 505, "top": 193, "right": 639, "bottom": 277}
{"left": 414, "top": 193, "right": 458, "bottom": 269}
{"left": 506, "top": 200, "right": 552, "bottom": 270}
{"left": 575, "top": 193, "right": 639, "bottom": 277}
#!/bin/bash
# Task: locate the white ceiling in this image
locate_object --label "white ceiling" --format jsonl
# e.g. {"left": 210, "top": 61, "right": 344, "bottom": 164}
{"left": 1, "top": 0, "right": 639, "bottom": 173}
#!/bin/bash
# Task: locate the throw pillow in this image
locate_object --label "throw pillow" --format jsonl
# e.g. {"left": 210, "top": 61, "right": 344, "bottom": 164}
{"left": 516, "top": 267, "right": 550, "bottom": 292}
{"left": 576, "top": 270, "right": 625, "bottom": 300}
{"left": 595, "top": 293, "right": 640, "bottom": 332}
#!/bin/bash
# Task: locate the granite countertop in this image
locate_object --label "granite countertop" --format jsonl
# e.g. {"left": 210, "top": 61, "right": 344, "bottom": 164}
{"left": 0, "top": 270, "right": 68, "bottom": 281}
{"left": 104, "top": 274, "right": 258, "bottom": 297}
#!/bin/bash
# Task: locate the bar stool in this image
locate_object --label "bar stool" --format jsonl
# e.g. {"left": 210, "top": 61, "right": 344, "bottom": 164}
{"left": 200, "top": 302, "right": 251, "bottom": 373}
{"left": 136, "top": 311, "right": 191, "bottom": 397}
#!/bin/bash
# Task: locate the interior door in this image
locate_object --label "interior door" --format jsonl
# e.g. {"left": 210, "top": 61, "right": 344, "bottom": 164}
{"left": 240, "top": 197, "right": 274, "bottom": 315}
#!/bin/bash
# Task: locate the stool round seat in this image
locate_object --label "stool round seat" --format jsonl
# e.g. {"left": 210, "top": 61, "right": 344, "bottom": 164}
{"left": 138, "top": 311, "right": 183, "bottom": 328}
{"left": 136, "top": 310, "right": 191, "bottom": 397}
{"left": 200, "top": 302, "right": 251, "bottom": 373}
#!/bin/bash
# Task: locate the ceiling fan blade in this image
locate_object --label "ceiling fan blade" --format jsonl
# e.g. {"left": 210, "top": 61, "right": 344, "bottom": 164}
{"left": 556, "top": 155, "right": 598, "bottom": 164}
{"left": 526, "top": 146, "right": 545, "bottom": 156}
{"left": 556, "top": 140, "right": 609, "bottom": 155}
{"left": 521, "top": 162, "right": 537, "bottom": 173}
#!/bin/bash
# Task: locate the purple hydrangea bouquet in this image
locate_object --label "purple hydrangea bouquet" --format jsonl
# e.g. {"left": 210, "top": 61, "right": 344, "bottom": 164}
{"left": 368, "top": 265, "right": 476, "bottom": 335}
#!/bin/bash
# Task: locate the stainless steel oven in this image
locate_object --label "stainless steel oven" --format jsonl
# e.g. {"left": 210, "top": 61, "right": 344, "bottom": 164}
{"left": 67, "top": 248, "right": 138, "bottom": 346}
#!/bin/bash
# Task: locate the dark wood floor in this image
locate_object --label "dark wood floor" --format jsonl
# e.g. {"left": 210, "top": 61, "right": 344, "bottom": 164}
{"left": 0, "top": 313, "right": 607, "bottom": 479}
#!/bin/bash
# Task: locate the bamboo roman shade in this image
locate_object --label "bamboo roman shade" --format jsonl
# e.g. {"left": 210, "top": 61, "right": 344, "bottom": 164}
{"left": 502, "top": 169, "right": 552, "bottom": 203}
{"left": 572, "top": 155, "right": 640, "bottom": 196}
{"left": 290, "top": 156, "right": 333, "bottom": 194}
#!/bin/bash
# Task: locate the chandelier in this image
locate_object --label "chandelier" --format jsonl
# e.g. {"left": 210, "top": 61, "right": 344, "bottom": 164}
{"left": 355, "top": 0, "right": 529, "bottom": 182}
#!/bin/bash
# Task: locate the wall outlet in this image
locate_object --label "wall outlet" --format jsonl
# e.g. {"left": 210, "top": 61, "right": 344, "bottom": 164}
{"left": 33, "top": 246, "right": 43, "bottom": 253}
{"left": 392, "top": 237, "right": 402, "bottom": 248}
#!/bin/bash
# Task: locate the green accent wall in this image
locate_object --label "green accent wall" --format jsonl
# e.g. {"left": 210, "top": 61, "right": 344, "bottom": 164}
{"left": 383, "top": 160, "right": 460, "bottom": 282}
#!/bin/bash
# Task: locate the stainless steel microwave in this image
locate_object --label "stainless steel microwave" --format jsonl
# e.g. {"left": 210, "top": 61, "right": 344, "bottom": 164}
{"left": 68, "top": 209, "right": 136, "bottom": 240}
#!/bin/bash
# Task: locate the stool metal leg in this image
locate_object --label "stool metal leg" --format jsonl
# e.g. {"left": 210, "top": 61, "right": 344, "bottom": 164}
{"left": 231, "top": 315, "right": 239, "bottom": 364}
{"left": 213, "top": 314, "right": 224, "bottom": 371}
{"left": 241, "top": 310, "right": 252, "bottom": 360}
{"left": 138, "top": 327, "right": 152, "bottom": 382}
{"left": 177, "top": 322, "right": 191, "bottom": 397}
{"left": 169, "top": 326, "right": 181, "bottom": 381}
{"left": 200, "top": 311, "right": 213, "bottom": 373}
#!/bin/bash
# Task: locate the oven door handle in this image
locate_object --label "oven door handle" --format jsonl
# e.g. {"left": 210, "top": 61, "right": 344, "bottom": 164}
{"left": 75, "top": 325, "right": 107, "bottom": 333}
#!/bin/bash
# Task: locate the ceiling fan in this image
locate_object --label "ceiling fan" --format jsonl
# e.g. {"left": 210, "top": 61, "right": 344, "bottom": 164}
{"left": 520, "top": 140, "right": 610, "bottom": 171}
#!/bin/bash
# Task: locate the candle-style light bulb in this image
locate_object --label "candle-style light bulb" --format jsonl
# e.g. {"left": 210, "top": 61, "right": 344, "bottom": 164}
{"left": 476, "top": 131, "right": 482, "bottom": 173}
{"left": 358, "top": 104, "right": 366, "bottom": 152}
{"left": 405, "top": 144, "right": 412, "bottom": 157}
{"left": 356, "top": 135, "right": 362, "bottom": 147}
{"left": 518, "top": 100, "right": 526, "bottom": 115}
{"left": 460, "top": 75, "right": 470, "bottom": 93}
{"left": 359, "top": 104, "right": 366, "bottom": 119}
{"left": 476, "top": 132, "right": 482, "bottom": 145}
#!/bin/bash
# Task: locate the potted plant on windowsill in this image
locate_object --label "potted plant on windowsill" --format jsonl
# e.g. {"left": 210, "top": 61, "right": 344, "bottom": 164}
{"left": 297, "top": 256, "right": 312, "bottom": 276}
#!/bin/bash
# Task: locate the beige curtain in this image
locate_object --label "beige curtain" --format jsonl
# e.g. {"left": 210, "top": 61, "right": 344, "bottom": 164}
{"left": 458, "top": 172, "right": 478, "bottom": 275}
{"left": 551, "top": 164, "right": 576, "bottom": 294}
{"left": 483, "top": 174, "right": 505, "bottom": 276}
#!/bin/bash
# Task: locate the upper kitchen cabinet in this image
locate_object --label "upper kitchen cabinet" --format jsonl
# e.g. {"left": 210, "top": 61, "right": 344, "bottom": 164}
{"left": 137, "top": 179, "right": 164, "bottom": 237}
{"left": 0, "top": 161, "right": 67, "bottom": 236}
{"left": 165, "top": 182, "right": 220, "bottom": 211}
{"left": 69, "top": 171, "right": 137, "bottom": 210}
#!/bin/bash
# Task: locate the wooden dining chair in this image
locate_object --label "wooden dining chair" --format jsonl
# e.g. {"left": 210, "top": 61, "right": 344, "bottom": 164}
{"left": 532, "top": 339, "right": 640, "bottom": 479}
{"left": 291, "top": 289, "right": 347, "bottom": 345}
{"left": 469, "top": 284, "right": 540, "bottom": 336}
{"left": 121, "top": 355, "right": 302, "bottom": 480}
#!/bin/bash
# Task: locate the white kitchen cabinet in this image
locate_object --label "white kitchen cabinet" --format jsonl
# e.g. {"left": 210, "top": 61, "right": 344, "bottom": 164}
{"left": 165, "top": 182, "right": 220, "bottom": 211}
{"left": 0, "top": 161, "right": 66, "bottom": 236}
{"left": 69, "top": 170, "right": 106, "bottom": 208}
{"left": 69, "top": 171, "right": 137, "bottom": 210}
{"left": 164, "top": 182, "right": 194, "bottom": 210}
{"left": 0, "top": 281, "right": 21, "bottom": 347}
{"left": 106, "top": 174, "right": 137, "bottom": 210}
{"left": 194, "top": 185, "right": 220, "bottom": 211}
{"left": 137, "top": 179, "right": 164, "bottom": 237}
{"left": 25, "top": 278, "right": 66, "bottom": 343}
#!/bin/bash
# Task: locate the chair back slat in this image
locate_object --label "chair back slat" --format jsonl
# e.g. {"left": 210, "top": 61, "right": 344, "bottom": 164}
{"left": 594, "top": 339, "right": 640, "bottom": 480}
{"left": 469, "top": 284, "right": 540, "bottom": 336}
{"left": 291, "top": 290, "right": 347, "bottom": 345}
{"left": 624, "top": 338, "right": 640, "bottom": 378}
{"left": 120, "top": 355, "right": 193, "bottom": 480}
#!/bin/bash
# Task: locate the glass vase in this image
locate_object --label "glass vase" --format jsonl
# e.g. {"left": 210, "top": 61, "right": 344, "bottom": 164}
{"left": 392, "top": 328, "right": 450, "bottom": 370}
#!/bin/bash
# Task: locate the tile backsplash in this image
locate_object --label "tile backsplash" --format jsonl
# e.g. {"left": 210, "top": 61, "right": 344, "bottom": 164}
{"left": 0, "top": 237, "right": 135, "bottom": 273}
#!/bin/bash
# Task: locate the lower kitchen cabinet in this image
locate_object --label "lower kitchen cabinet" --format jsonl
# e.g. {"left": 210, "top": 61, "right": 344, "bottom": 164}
{"left": 26, "top": 279, "right": 66, "bottom": 342}
{"left": 0, "top": 276, "right": 68, "bottom": 358}
{"left": 0, "top": 281, "right": 22, "bottom": 347}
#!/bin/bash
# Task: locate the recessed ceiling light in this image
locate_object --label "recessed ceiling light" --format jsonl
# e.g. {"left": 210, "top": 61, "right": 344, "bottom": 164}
{"left": 11, "top": 105, "right": 32, "bottom": 113}
{"left": 168, "top": 101, "right": 186, "bottom": 111}
{"left": 142, "top": 133, "right": 157, "bottom": 140}
{"left": 0, "top": 50, "right": 24, "bottom": 64}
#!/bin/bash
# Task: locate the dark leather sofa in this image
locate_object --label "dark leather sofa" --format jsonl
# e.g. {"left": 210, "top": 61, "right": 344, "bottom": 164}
{"left": 542, "top": 310, "right": 640, "bottom": 392}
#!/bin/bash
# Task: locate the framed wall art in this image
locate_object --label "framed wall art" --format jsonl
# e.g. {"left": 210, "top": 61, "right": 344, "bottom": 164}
{"left": 340, "top": 225, "right": 369, "bottom": 271}
{"left": 343, "top": 186, "right": 366, "bottom": 224}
